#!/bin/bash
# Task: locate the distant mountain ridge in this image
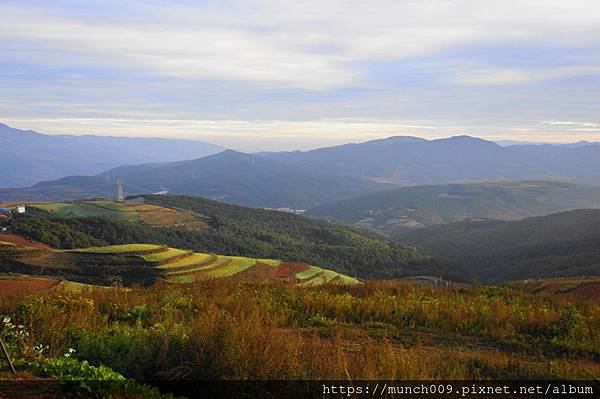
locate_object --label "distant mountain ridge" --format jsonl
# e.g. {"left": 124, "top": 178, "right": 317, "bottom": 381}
{"left": 4, "top": 126, "right": 600, "bottom": 209}
{"left": 265, "top": 134, "right": 600, "bottom": 186}
{"left": 0, "top": 150, "right": 390, "bottom": 208}
{"left": 0, "top": 122, "right": 224, "bottom": 187}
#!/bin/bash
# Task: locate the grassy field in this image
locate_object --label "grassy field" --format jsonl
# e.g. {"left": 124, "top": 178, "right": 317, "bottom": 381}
{"left": 71, "top": 244, "right": 164, "bottom": 253}
{"left": 300, "top": 269, "right": 342, "bottom": 286}
{"left": 156, "top": 253, "right": 216, "bottom": 270}
{"left": 33, "top": 201, "right": 139, "bottom": 222}
{"left": 32, "top": 200, "right": 207, "bottom": 229}
{"left": 203, "top": 256, "right": 257, "bottom": 278}
{"left": 141, "top": 248, "right": 191, "bottom": 262}
{"left": 0, "top": 279, "right": 597, "bottom": 385}
{"left": 296, "top": 265, "right": 324, "bottom": 280}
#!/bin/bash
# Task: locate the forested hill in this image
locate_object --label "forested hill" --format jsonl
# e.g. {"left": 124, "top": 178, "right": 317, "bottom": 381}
{"left": 308, "top": 181, "right": 600, "bottom": 236}
{"left": 9, "top": 195, "right": 460, "bottom": 280}
{"left": 400, "top": 209, "right": 600, "bottom": 282}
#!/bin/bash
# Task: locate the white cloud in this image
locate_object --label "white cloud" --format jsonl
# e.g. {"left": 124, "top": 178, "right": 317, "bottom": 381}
{"left": 0, "top": 116, "right": 440, "bottom": 151}
{"left": 2, "top": 1, "right": 600, "bottom": 90}
{"left": 451, "top": 66, "right": 600, "bottom": 86}
{"left": 541, "top": 121, "right": 599, "bottom": 127}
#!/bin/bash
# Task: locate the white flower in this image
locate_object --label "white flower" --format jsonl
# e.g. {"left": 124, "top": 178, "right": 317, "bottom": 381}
{"left": 2, "top": 317, "right": 10, "bottom": 324}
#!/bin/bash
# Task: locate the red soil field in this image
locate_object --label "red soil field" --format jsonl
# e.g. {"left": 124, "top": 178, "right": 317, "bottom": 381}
{"left": 0, "top": 277, "right": 59, "bottom": 295}
{"left": 275, "top": 262, "right": 309, "bottom": 277}
{"left": 236, "top": 262, "right": 278, "bottom": 280}
{"left": 0, "top": 234, "right": 51, "bottom": 250}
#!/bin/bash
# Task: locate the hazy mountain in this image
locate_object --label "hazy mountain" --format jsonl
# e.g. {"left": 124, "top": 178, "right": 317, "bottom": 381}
{"left": 400, "top": 209, "right": 600, "bottom": 282}
{"left": 0, "top": 122, "right": 224, "bottom": 187}
{"left": 265, "top": 135, "right": 600, "bottom": 185}
{"left": 0, "top": 150, "right": 390, "bottom": 208}
{"left": 308, "top": 181, "right": 600, "bottom": 235}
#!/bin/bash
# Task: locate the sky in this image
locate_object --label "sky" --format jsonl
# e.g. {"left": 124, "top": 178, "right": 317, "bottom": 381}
{"left": 1, "top": 0, "right": 600, "bottom": 151}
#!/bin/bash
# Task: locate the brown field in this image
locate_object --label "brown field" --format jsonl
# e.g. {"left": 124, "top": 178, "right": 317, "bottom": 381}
{"left": 0, "top": 234, "right": 51, "bottom": 250}
{"left": 275, "top": 262, "right": 309, "bottom": 277}
{"left": 125, "top": 204, "right": 208, "bottom": 229}
{"left": 0, "top": 276, "right": 60, "bottom": 295}
{"left": 515, "top": 277, "right": 600, "bottom": 299}
{"left": 236, "top": 262, "right": 280, "bottom": 280}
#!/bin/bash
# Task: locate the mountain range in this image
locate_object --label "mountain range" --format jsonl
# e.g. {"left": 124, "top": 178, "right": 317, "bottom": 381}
{"left": 0, "top": 150, "right": 390, "bottom": 208}
{"left": 4, "top": 124, "right": 600, "bottom": 210}
{"left": 265, "top": 135, "right": 600, "bottom": 186}
{"left": 0, "top": 123, "right": 223, "bottom": 187}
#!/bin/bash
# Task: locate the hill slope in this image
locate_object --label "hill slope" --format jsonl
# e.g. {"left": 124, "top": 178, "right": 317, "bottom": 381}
{"left": 7, "top": 196, "right": 458, "bottom": 280}
{"left": 0, "top": 122, "right": 223, "bottom": 187}
{"left": 308, "top": 181, "right": 600, "bottom": 235}
{"left": 1, "top": 150, "right": 390, "bottom": 208}
{"left": 266, "top": 135, "right": 600, "bottom": 186}
{"left": 400, "top": 209, "right": 600, "bottom": 282}
{"left": 0, "top": 241, "right": 358, "bottom": 287}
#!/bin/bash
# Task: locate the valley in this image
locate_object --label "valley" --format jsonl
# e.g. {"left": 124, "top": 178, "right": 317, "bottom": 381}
{"left": 308, "top": 181, "right": 600, "bottom": 235}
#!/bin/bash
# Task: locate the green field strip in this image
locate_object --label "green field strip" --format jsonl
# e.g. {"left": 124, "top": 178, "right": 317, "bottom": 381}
{"left": 88, "top": 201, "right": 136, "bottom": 212}
{"left": 0, "top": 241, "right": 16, "bottom": 246}
{"left": 158, "top": 253, "right": 216, "bottom": 271}
{"left": 33, "top": 201, "right": 138, "bottom": 222}
{"left": 300, "top": 270, "right": 339, "bottom": 286}
{"left": 164, "top": 256, "right": 231, "bottom": 276}
{"left": 294, "top": 266, "right": 323, "bottom": 280}
{"left": 255, "top": 258, "right": 282, "bottom": 267}
{"left": 335, "top": 275, "right": 360, "bottom": 285}
{"left": 33, "top": 203, "right": 70, "bottom": 212}
{"left": 203, "top": 257, "right": 256, "bottom": 278}
{"left": 141, "top": 248, "right": 191, "bottom": 263}
{"left": 71, "top": 244, "right": 165, "bottom": 254}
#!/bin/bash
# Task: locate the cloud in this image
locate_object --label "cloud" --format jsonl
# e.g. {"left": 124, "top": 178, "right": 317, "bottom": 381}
{"left": 0, "top": 116, "right": 440, "bottom": 151}
{"left": 2, "top": 1, "right": 600, "bottom": 90}
{"left": 541, "top": 121, "right": 599, "bottom": 128}
{"left": 451, "top": 66, "right": 600, "bottom": 86}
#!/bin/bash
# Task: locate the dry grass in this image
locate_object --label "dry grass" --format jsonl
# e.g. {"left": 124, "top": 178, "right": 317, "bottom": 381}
{"left": 1, "top": 280, "right": 598, "bottom": 381}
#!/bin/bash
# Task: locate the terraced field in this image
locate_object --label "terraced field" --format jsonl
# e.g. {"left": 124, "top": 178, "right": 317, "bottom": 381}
{"left": 113, "top": 244, "right": 358, "bottom": 285}
{"left": 72, "top": 244, "right": 165, "bottom": 254}
{"left": 31, "top": 200, "right": 207, "bottom": 229}
{"left": 0, "top": 237, "right": 359, "bottom": 287}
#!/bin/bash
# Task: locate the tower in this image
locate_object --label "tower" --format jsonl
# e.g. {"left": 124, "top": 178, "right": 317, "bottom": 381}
{"left": 116, "top": 178, "right": 124, "bottom": 202}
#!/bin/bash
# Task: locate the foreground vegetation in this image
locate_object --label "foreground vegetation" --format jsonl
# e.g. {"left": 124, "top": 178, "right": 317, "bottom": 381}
{"left": 1, "top": 280, "right": 598, "bottom": 383}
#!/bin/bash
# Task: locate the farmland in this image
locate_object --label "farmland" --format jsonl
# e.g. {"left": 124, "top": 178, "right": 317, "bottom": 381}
{"left": 31, "top": 199, "right": 208, "bottom": 229}
{"left": 0, "top": 236, "right": 359, "bottom": 287}
{"left": 33, "top": 201, "right": 138, "bottom": 222}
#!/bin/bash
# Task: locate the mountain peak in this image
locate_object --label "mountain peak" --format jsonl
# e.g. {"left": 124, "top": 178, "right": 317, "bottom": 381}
{"left": 364, "top": 135, "right": 428, "bottom": 146}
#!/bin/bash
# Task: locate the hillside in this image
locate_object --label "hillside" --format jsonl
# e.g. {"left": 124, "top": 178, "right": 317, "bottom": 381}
{"left": 308, "top": 181, "right": 600, "bottom": 235}
{"left": 400, "top": 209, "right": 600, "bottom": 282}
{"left": 0, "top": 150, "right": 390, "bottom": 208}
{"left": 0, "top": 122, "right": 223, "bottom": 187}
{"left": 265, "top": 135, "right": 600, "bottom": 186}
{"left": 0, "top": 240, "right": 357, "bottom": 287}
{"left": 6, "top": 196, "right": 458, "bottom": 280}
